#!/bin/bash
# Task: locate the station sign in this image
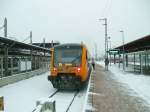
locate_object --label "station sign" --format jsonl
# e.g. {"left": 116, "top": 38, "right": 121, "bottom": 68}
{"left": 108, "top": 49, "right": 120, "bottom": 55}
{"left": 0, "top": 96, "right": 4, "bottom": 111}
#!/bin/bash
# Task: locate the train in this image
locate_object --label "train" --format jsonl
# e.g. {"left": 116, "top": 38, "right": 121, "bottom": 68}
{"left": 48, "top": 43, "right": 92, "bottom": 90}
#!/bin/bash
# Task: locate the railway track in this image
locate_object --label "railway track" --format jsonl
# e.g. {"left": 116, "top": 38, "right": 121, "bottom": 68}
{"left": 65, "top": 91, "right": 79, "bottom": 112}
{"left": 48, "top": 90, "right": 59, "bottom": 98}
{"left": 32, "top": 90, "right": 80, "bottom": 112}
{"left": 32, "top": 90, "right": 59, "bottom": 112}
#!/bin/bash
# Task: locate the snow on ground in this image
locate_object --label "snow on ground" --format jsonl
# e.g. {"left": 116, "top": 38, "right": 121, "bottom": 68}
{"left": 0, "top": 72, "right": 56, "bottom": 112}
{"left": 0, "top": 71, "right": 88, "bottom": 112}
{"left": 97, "top": 61, "right": 150, "bottom": 105}
{"left": 68, "top": 89, "right": 87, "bottom": 112}
{"left": 52, "top": 90, "right": 86, "bottom": 112}
{"left": 35, "top": 89, "right": 87, "bottom": 112}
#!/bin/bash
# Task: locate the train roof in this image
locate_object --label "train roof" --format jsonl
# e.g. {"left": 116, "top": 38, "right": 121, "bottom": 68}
{"left": 53, "top": 43, "right": 87, "bottom": 48}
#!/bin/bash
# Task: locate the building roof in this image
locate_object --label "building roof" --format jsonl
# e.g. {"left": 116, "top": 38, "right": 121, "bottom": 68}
{"left": 114, "top": 35, "right": 150, "bottom": 53}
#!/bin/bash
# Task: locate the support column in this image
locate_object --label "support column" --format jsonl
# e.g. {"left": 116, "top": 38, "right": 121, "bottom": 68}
{"left": 134, "top": 53, "right": 135, "bottom": 72}
{"left": 139, "top": 54, "right": 142, "bottom": 73}
{"left": 10, "top": 57, "right": 13, "bottom": 75}
{"left": 34, "top": 56, "right": 37, "bottom": 70}
{"left": 148, "top": 53, "right": 150, "bottom": 67}
{"left": 25, "top": 57, "right": 27, "bottom": 72}
{"left": 42, "top": 57, "right": 44, "bottom": 68}
{"left": 114, "top": 54, "right": 116, "bottom": 64}
{"left": 145, "top": 52, "right": 147, "bottom": 68}
{"left": 18, "top": 57, "right": 21, "bottom": 73}
{"left": 119, "top": 54, "right": 121, "bottom": 68}
{"left": 30, "top": 31, "right": 33, "bottom": 71}
{"left": 126, "top": 54, "right": 128, "bottom": 67}
{"left": 109, "top": 54, "right": 111, "bottom": 66}
{"left": 0, "top": 57, "right": 3, "bottom": 78}
{"left": 4, "top": 46, "right": 8, "bottom": 76}
{"left": 30, "top": 50, "right": 33, "bottom": 70}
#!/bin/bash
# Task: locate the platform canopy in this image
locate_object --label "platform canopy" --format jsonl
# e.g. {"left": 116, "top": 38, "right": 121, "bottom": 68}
{"left": 0, "top": 36, "right": 50, "bottom": 52}
{"left": 114, "top": 35, "right": 150, "bottom": 53}
{"left": 33, "top": 42, "right": 59, "bottom": 49}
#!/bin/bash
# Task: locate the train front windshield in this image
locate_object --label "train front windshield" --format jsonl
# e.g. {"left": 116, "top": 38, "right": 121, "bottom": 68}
{"left": 54, "top": 46, "right": 82, "bottom": 67}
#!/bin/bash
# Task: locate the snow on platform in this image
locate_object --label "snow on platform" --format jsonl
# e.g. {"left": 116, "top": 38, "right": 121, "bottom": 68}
{"left": 97, "top": 61, "right": 150, "bottom": 106}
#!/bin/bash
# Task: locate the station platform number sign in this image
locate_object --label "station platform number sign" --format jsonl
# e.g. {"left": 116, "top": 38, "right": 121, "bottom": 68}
{"left": 0, "top": 96, "right": 4, "bottom": 111}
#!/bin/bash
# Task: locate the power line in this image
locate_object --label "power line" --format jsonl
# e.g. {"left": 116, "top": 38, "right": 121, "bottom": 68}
{"left": 101, "top": 0, "right": 112, "bottom": 18}
{"left": 105, "top": 0, "right": 112, "bottom": 17}
{"left": 21, "top": 36, "right": 30, "bottom": 43}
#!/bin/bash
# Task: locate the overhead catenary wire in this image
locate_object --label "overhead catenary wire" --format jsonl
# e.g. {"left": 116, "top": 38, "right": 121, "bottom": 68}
{"left": 105, "top": 0, "right": 112, "bottom": 18}
{"left": 21, "top": 36, "right": 30, "bottom": 43}
{"left": 101, "top": 0, "right": 112, "bottom": 18}
{"left": 7, "top": 36, "right": 29, "bottom": 49}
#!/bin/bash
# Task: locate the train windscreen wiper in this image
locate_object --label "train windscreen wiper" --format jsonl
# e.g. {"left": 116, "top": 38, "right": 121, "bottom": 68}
{"left": 71, "top": 56, "right": 81, "bottom": 63}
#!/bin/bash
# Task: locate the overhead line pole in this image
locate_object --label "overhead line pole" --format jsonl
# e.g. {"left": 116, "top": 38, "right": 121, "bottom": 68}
{"left": 94, "top": 42, "right": 98, "bottom": 61}
{"left": 43, "top": 38, "right": 46, "bottom": 56}
{"left": 30, "top": 31, "right": 33, "bottom": 70}
{"left": 120, "top": 30, "right": 125, "bottom": 71}
{"left": 3, "top": 17, "right": 8, "bottom": 76}
{"left": 4, "top": 17, "right": 7, "bottom": 38}
{"left": 99, "top": 18, "right": 109, "bottom": 71}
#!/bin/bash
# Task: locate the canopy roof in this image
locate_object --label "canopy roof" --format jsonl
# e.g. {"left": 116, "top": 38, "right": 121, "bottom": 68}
{"left": 0, "top": 36, "right": 49, "bottom": 52}
{"left": 114, "top": 35, "right": 150, "bottom": 53}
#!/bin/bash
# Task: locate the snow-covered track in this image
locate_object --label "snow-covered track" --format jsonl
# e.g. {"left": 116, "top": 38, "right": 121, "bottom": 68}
{"left": 65, "top": 91, "right": 79, "bottom": 112}
{"left": 48, "top": 90, "right": 59, "bottom": 98}
{"left": 32, "top": 90, "right": 59, "bottom": 112}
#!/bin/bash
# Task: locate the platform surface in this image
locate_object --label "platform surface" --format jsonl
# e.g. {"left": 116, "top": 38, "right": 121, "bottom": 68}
{"left": 92, "top": 64, "right": 150, "bottom": 112}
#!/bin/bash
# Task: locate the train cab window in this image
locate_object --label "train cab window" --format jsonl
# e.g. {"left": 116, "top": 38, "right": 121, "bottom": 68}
{"left": 54, "top": 45, "right": 82, "bottom": 67}
{"left": 86, "top": 51, "right": 88, "bottom": 60}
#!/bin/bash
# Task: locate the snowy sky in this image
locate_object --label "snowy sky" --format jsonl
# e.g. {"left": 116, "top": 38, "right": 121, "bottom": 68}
{"left": 0, "top": 0, "right": 150, "bottom": 56}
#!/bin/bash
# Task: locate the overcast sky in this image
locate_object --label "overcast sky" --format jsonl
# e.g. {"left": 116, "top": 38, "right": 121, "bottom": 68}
{"left": 0, "top": 0, "right": 150, "bottom": 56}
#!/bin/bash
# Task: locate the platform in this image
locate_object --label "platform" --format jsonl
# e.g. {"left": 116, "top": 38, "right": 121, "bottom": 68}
{"left": 92, "top": 64, "right": 150, "bottom": 112}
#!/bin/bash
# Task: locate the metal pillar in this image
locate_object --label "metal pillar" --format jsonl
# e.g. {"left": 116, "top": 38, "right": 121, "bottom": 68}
{"left": 42, "top": 57, "right": 44, "bottom": 68}
{"left": 114, "top": 54, "right": 116, "bottom": 64}
{"left": 109, "top": 54, "right": 111, "bottom": 66}
{"left": 4, "top": 46, "right": 8, "bottom": 76}
{"left": 126, "top": 54, "right": 128, "bottom": 67}
{"left": 4, "top": 18, "right": 7, "bottom": 38}
{"left": 30, "top": 31, "right": 33, "bottom": 70}
{"left": 145, "top": 52, "right": 147, "bottom": 68}
{"left": 35, "top": 56, "right": 37, "bottom": 69}
{"left": 0, "top": 57, "right": 3, "bottom": 78}
{"left": 99, "top": 18, "right": 108, "bottom": 71}
{"left": 119, "top": 54, "right": 121, "bottom": 68}
{"left": 148, "top": 53, "right": 150, "bottom": 67}
{"left": 18, "top": 57, "right": 21, "bottom": 72}
{"left": 25, "top": 57, "right": 27, "bottom": 72}
{"left": 134, "top": 53, "right": 135, "bottom": 72}
{"left": 10, "top": 58, "right": 13, "bottom": 75}
{"left": 139, "top": 54, "right": 142, "bottom": 73}
{"left": 105, "top": 18, "right": 109, "bottom": 70}
{"left": 120, "top": 30, "right": 125, "bottom": 71}
{"left": 43, "top": 38, "right": 46, "bottom": 56}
